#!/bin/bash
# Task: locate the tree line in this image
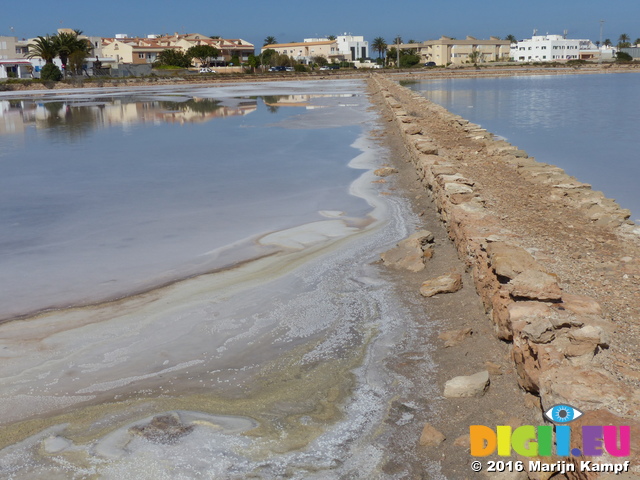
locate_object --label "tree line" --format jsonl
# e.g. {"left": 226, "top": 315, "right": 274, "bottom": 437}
{"left": 155, "top": 45, "right": 222, "bottom": 69}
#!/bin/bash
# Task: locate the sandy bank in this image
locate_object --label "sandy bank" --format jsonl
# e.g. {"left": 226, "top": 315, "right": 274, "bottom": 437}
{"left": 370, "top": 73, "right": 640, "bottom": 478}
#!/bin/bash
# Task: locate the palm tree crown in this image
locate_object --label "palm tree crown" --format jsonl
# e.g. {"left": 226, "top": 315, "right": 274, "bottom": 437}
{"left": 372, "top": 37, "right": 387, "bottom": 58}
{"left": 27, "top": 35, "right": 58, "bottom": 64}
{"left": 263, "top": 36, "right": 277, "bottom": 47}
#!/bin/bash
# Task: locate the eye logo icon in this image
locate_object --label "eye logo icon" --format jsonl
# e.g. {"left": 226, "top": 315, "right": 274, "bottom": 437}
{"left": 543, "top": 404, "right": 583, "bottom": 423}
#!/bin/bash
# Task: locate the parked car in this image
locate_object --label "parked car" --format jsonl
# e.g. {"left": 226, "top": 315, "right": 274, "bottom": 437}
{"left": 269, "top": 66, "right": 287, "bottom": 72}
{"left": 424, "top": 62, "right": 437, "bottom": 67}
{"left": 285, "top": 66, "right": 295, "bottom": 72}
{"left": 319, "top": 66, "right": 330, "bottom": 71}
{"left": 199, "top": 67, "right": 216, "bottom": 73}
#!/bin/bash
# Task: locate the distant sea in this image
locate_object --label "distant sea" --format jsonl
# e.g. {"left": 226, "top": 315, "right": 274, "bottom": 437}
{"left": 406, "top": 72, "right": 640, "bottom": 223}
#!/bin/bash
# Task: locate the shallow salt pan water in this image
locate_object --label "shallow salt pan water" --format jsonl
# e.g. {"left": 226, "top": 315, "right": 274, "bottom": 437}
{"left": 0, "top": 81, "right": 372, "bottom": 321}
{"left": 0, "top": 81, "right": 444, "bottom": 478}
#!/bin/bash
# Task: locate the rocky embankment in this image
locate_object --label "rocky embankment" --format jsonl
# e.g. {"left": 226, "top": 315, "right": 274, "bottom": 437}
{"left": 370, "top": 74, "right": 640, "bottom": 479}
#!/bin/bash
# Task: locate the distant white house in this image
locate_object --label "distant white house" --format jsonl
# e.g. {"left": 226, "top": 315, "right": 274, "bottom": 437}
{"left": 303, "top": 34, "right": 369, "bottom": 61}
{"left": 336, "top": 34, "right": 369, "bottom": 61}
{"left": 0, "top": 60, "right": 32, "bottom": 79}
{"left": 510, "top": 34, "right": 599, "bottom": 62}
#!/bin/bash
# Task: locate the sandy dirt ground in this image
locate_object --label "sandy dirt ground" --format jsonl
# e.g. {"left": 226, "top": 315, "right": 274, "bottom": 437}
{"left": 367, "top": 83, "right": 543, "bottom": 479}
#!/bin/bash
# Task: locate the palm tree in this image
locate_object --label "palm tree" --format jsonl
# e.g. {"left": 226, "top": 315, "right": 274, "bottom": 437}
{"left": 27, "top": 35, "right": 58, "bottom": 64}
{"left": 618, "top": 33, "right": 630, "bottom": 48}
{"left": 635, "top": 38, "right": 640, "bottom": 46}
{"left": 327, "top": 35, "right": 336, "bottom": 41}
{"left": 506, "top": 34, "right": 517, "bottom": 44}
{"left": 603, "top": 38, "right": 612, "bottom": 47}
{"left": 263, "top": 36, "right": 277, "bottom": 47}
{"left": 372, "top": 37, "right": 387, "bottom": 59}
{"left": 53, "top": 30, "right": 92, "bottom": 76}
{"left": 468, "top": 49, "right": 482, "bottom": 65}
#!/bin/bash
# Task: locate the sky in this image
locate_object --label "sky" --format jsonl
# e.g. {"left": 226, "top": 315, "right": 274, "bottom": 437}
{"left": 3, "top": 0, "right": 640, "bottom": 49}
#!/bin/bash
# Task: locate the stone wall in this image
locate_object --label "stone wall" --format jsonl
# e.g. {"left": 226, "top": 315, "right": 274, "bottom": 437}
{"left": 370, "top": 74, "right": 640, "bottom": 478}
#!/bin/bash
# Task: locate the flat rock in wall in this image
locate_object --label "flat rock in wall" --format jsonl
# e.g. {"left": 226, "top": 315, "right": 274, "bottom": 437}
{"left": 486, "top": 242, "right": 540, "bottom": 280}
{"left": 509, "top": 270, "right": 562, "bottom": 301}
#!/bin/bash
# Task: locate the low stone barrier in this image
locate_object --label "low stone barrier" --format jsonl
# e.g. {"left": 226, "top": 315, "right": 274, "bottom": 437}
{"left": 371, "top": 75, "right": 640, "bottom": 478}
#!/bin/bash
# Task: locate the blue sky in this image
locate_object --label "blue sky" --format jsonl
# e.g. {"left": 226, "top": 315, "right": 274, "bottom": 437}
{"left": 3, "top": 0, "right": 639, "bottom": 49}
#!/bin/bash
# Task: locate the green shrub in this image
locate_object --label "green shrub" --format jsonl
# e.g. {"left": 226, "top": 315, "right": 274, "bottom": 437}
{"left": 399, "top": 54, "right": 421, "bottom": 68}
{"left": 41, "top": 63, "right": 63, "bottom": 81}
{"left": 616, "top": 51, "right": 633, "bottom": 62}
{"left": 294, "top": 64, "right": 308, "bottom": 72}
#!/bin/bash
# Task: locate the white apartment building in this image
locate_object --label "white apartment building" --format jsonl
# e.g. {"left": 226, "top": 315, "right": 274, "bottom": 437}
{"left": 511, "top": 34, "right": 598, "bottom": 62}
{"left": 336, "top": 35, "right": 369, "bottom": 61}
{"left": 304, "top": 34, "right": 369, "bottom": 61}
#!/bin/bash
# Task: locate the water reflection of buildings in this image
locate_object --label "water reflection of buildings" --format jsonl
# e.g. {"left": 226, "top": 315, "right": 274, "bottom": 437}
{"left": 262, "top": 93, "right": 356, "bottom": 109}
{"left": 0, "top": 97, "right": 258, "bottom": 137}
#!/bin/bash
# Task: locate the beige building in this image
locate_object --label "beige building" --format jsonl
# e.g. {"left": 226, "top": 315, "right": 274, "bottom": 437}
{"left": 0, "top": 36, "right": 19, "bottom": 60}
{"left": 414, "top": 36, "right": 511, "bottom": 66}
{"left": 261, "top": 40, "right": 346, "bottom": 64}
{"left": 0, "top": 36, "right": 32, "bottom": 78}
{"left": 101, "top": 34, "right": 254, "bottom": 66}
{"left": 163, "top": 34, "right": 254, "bottom": 65}
{"left": 102, "top": 37, "right": 176, "bottom": 64}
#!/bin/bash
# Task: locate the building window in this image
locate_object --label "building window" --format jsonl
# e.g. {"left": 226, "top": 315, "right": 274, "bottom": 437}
{"left": 138, "top": 53, "right": 144, "bottom": 58}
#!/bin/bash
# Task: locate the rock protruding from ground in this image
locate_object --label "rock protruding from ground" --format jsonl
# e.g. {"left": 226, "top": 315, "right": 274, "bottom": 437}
{"left": 129, "top": 413, "right": 194, "bottom": 445}
{"left": 374, "top": 167, "right": 398, "bottom": 177}
{"left": 415, "top": 140, "right": 439, "bottom": 155}
{"left": 444, "top": 370, "right": 490, "bottom": 397}
{"left": 420, "top": 273, "right": 462, "bottom": 297}
{"left": 381, "top": 230, "right": 435, "bottom": 272}
{"left": 418, "top": 423, "right": 446, "bottom": 446}
{"left": 438, "top": 328, "right": 473, "bottom": 347}
{"left": 404, "top": 124, "right": 422, "bottom": 135}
